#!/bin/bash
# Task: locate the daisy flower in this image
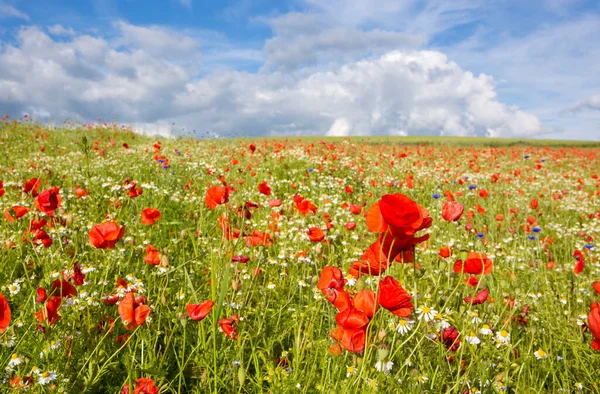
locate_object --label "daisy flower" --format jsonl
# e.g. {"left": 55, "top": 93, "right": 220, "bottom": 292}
{"left": 416, "top": 305, "right": 437, "bottom": 322}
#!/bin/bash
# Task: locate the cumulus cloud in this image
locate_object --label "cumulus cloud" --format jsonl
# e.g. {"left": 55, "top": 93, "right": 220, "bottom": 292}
{"left": 48, "top": 24, "right": 76, "bottom": 37}
{"left": 0, "top": 4, "right": 29, "bottom": 21}
{"left": 0, "top": 21, "right": 542, "bottom": 138}
{"left": 564, "top": 94, "right": 600, "bottom": 113}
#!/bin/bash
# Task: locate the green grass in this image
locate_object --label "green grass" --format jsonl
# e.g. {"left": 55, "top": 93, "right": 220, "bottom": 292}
{"left": 0, "top": 120, "right": 599, "bottom": 393}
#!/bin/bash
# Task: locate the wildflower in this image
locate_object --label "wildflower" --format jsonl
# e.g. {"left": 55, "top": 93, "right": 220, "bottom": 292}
{"left": 0, "top": 294, "right": 10, "bottom": 334}
{"left": 442, "top": 200, "right": 464, "bottom": 222}
{"left": 479, "top": 324, "right": 492, "bottom": 336}
{"left": 416, "top": 375, "right": 428, "bottom": 384}
{"left": 141, "top": 208, "right": 161, "bottom": 225}
{"left": 534, "top": 348, "right": 548, "bottom": 359}
{"left": 186, "top": 300, "right": 214, "bottom": 321}
{"left": 374, "top": 360, "right": 393, "bottom": 374}
{"left": 465, "top": 332, "right": 481, "bottom": 345}
{"left": 89, "top": 222, "right": 125, "bottom": 249}
{"left": 38, "top": 371, "right": 57, "bottom": 385}
{"left": 416, "top": 305, "right": 437, "bottom": 322}
{"left": 346, "top": 365, "right": 356, "bottom": 378}
{"left": 378, "top": 276, "right": 413, "bottom": 317}
{"left": 118, "top": 293, "right": 150, "bottom": 330}
{"left": 495, "top": 329, "right": 511, "bottom": 346}
{"left": 396, "top": 318, "right": 415, "bottom": 335}
{"left": 7, "top": 353, "right": 22, "bottom": 368}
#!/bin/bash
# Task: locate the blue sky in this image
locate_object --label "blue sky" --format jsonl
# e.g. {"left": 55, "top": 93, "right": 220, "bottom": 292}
{"left": 0, "top": 0, "right": 599, "bottom": 139}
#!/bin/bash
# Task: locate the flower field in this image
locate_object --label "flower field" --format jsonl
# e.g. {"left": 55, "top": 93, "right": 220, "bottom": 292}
{"left": 0, "top": 119, "right": 599, "bottom": 393}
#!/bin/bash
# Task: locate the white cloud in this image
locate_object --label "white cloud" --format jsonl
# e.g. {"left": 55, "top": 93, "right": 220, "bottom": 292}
{"left": 0, "top": 4, "right": 29, "bottom": 21}
{"left": 565, "top": 94, "right": 600, "bottom": 113}
{"left": 48, "top": 24, "right": 76, "bottom": 37}
{"left": 0, "top": 21, "right": 542, "bottom": 139}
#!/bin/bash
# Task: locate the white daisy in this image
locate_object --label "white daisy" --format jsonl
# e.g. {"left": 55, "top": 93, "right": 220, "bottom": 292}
{"left": 374, "top": 360, "right": 393, "bottom": 374}
{"left": 416, "top": 305, "right": 437, "bottom": 322}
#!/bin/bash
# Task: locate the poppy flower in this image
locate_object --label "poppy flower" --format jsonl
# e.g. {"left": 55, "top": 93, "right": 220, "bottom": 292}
{"left": 442, "top": 200, "right": 464, "bottom": 222}
{"left": 349, "top": 204, "right": 362, "bottom": 215}
{"left": 72, "top": 262, "right": 85, "bottom": 286}
{"left": 218, "top": 316, "right": 238, "bottom": 339}
{"left": 574, "top": 250, "right": 585, "bottom": 275}
{"left": 345, "top": 222, "right": 356, "bottom": 231}
{"left": 332, "top": 307, "right": 370, "bottom": 353}
{"left": 353, "top": 289, "right": 378, "bottom": 318}
{"left": 205, "top": 186, "right": 229, "bottom": 209}
{"left": 118, "top": 293, "right": 151, "bottom": 330}
{"left": 231, "top": 255, "right": 250, "bottom": 264}
{"left": 36, "top": 287, "right": 48, "bottom": 304}
{"left": 268, "top": 199, "right": 282, "bottom": 207}
{"left": 249, "top": 143, "right": 256, "bottom": 153}
{"left": 0, "top": 293, "right": 10, "bottom": 334}
{"left": 244, "top": 230, "right": 273, "bottom": 247}
{"left": 530, "top": 198, "right": 539, "bottom": 210}
{"left": 4, "top": 206, "right": 29, "bottom": 222}
{"left": 89, "top": 222, "right": 125, "bottom": 249}
{"left": 463, "top": 288, "right": 489, "bottom": 305}
{"left": 24, "top": 229, "right": 52, "bottom": 248}
{"left": 144, "top": 245, "right": 161, "bottom": 265}
{"left": 23, "top": 178, "right": 41, "bottom": 197}
{"left": 336, "top": 306, "right": 369, "bottom": 330}
{"left": 588, "top": 302, "right": 600, "bottom": 350}
{"left": 294, "top": 197, "right": 317, "bottom": 215}
{"left": 317, "top": 266, "right": 346, "bottom": 293}
{"left": 35, "top": 187, "right": 61, "bottom": 216}
{"left": 141, "top": 208, "right": 161, "bottom": 225}
{"left": 378, "top": 276, "right": 413, "bottom": 317}
{"left": 439, "top": 246, "right": 452, "bottom": 258}
{"left": 186, "top": 300, "right": 214, "bottom": 321}
{"left": 453, "top": 252, "right": 493, "bottom": 275}
{"left": 51, "top": 279, "right": 78, "bottom": 298}
{"left": 324, "top": 288, "right": 352, "bottom": 311}
{"left": 307, "top": 227, "right": 325, "bottom": 242}
{"left": 132, "top": 377, "right": 159, "bottom": 394}
{"left": 0, "top": 180, "right": 4, "bottom": 197}
{"left": 75, "top": 186, "right": 87, "bottom": 198}
{"left": 377, "top": 194, "right": 424, "bottom": 235}
{"left": 258, "top": 182, "right": 271, "bottom": 196}
{"left": 35, "top": 296, "right": 61, "bottom": 325}
{"left": 593, "top": 281, "right": 600, "bottom": 295}
{"left": 441, "top": 326, "right": 460, "bottom": 351}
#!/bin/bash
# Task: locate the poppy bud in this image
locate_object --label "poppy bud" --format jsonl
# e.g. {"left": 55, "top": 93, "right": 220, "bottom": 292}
{"left": 180, "top": 230, "right": 188, "bottom": 239}
{"left": 355, "top": 277, "right": 366, "bottom": 291}
{"left": 377, "top": 329, "right": 387, "bottom": 342}
{"left": 160, "top": 254, "right": 169, "bottom": 268}
{"left": 65, "top": 214, "right": 74, "bottom": 227}
{"left": 232, "top": 279, "right": 241, "bottom": 291}
{"left": 377, "top": 344, "right": 390, "bottom": 360}
{"left": 238, "top": 367, "right": 246, "bottom": 386}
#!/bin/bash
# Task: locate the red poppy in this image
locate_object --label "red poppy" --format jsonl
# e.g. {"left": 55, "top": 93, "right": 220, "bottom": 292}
{"left": 307, "top": 227, "right": 325, "bottom": 242}
{"left": 442, "top": 200, "right": 464, "bottom": 222}
{"left": 439, "top": 246, "right": 452, "bottom": 258}
{"left": 4, "top": 206, "right": 29, "bottom": 222}
{"left": 205, "top": 186, "right": 229, "bottom": 209}
{"left": 141, "top": 208, "right": 161, "bottom": 225}
{"left": 332, "top": 307, "right": 369, "bottom": 353}
{"left": 118, "top": 293, "right": 151, "bottom": 330}
{"left": 0, "top": 180, "right": 4, "bottom": 197}
{"left": 133, "top": 377, "right": 159, "bottom": 394}
{"left": 244, "top": 230, "right": 273, "bottom": 247}
{"left": 530, "top": 198, "right": 538, "bottom": 210}
{"left": 574, "top": 250, "right": 585, "bottom": 275}
{"left": 0, "top": 293, "right": 10, "bottom": 334}
{"left": 453, "top": 252, "right": 493, "bottom": 275}
{"left": 35, "top": 187, "right": 61, "bottom": 216}
{"left": 378, "top": 276, "right": 413, "bottom": 317}
{"left": 52, "top": 279, "right": 78, "bottom": 298}
{"left": 345, "top": 222, "right": 356, "bottom": 231}
{"left": 463, "top": 288, "right": 489, "bottom": 305}
{"left": 593, "top": 281, "right": 600, "bottom": 295}
{"left": 186, "top": 300, "right": 214, "bottom": 321}
{"left": 377, "top": 194, "right": 423, "bottom": 235}
{"left": 89, "top": 222, "right": 125, "bottom": 249}
{"left": 464, "top": 275, "right": 479, "bottom": 287}
{"left": 349, "top": 204, "right": 362, "bottom": 215}
{"left": 144, "top": 245, "right": 161, "bottom": 265}
{"left": 268, "top": 199, "right": 282, "bottom": 207}
{"left": 36, "top": 287, "right": 48, "bottom": 304}
{"left": 35, "top": 295, "right": 61, "bottom": 325}
{"left": 353, "top": 289, "right": 378, "bottom": 318}
{"left": 258, "top": 182, "right": 271, "bottom": 196}
{"left": 232, "top": 255, "right": 250, "bottom": 264}
{"left": 294, "top": 197, "right": 317, "bottom": 215}
{"left": 23, "top": 178, "right": 41, "bottom": 197}
{"left": 249, "top": 143, "right": 256, "bottom": 153}
{"left": 72, "top": 262, "right": 85, "bottom": 286}
{"left": 336, "top": 306, "right": 369, "bottom": 329}
{"left": 218, "top": 316, "right": 238, "bottom": 339}
{"left": 588, "top": 302, "right": 600, "bottom": 350}
{"left": 441, "top": 326, "right": 460, "bottom": 351}
{"left": 24, "top": 229, "right": 52, "bottom": 248}
{"left": 317, "top": 266, "right": 346, "bottom": 293}
{"left": 324, "top": 288, "right": 352, "bottom": 311}
{"left": 75, "top": 186, "right": 88, "bottom": 198}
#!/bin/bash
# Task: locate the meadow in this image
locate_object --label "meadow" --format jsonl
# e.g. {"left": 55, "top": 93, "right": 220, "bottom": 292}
{"left": 0, "top": 118, "right": 599, "bottom": 393}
